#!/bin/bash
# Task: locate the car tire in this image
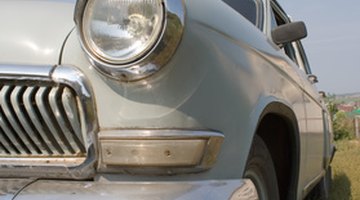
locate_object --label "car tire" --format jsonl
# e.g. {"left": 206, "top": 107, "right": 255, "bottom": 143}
{"left": 244, "top": 135, "right": 280, "bottom": 200}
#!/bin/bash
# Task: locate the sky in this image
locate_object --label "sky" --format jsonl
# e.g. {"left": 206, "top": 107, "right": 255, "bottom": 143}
{"left": 277, "top": 0, "right": 360, "bottom": 94}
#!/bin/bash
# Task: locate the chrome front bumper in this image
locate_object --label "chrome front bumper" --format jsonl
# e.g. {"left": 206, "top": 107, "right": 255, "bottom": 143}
{"left": 1, "top": 179, "right": 258, "bottom": 200}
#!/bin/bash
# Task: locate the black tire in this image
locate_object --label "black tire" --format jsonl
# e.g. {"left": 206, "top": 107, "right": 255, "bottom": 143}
{"left": 244, "top": 135, "right": 280, "bottom": 200}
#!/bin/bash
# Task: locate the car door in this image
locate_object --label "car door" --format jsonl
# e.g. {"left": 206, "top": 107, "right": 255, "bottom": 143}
{"left": 269, "top": 1, "right": 325, "bottom": 193}
{"left": 293, "top": 41, "right": 326, "bottom": 185}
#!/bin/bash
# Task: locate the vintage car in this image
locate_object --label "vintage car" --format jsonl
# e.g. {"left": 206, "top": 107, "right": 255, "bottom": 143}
{"left": 0, "top": 0, "right": 334, "bottom": 199}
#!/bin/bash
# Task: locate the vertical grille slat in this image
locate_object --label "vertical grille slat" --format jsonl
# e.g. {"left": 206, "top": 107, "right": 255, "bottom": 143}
{"left": 23, "top": 87, "right": 58, "bottom": 155}
{"left": 35, "top": 87, "right": 69, "bottom": 155}
{"left": 0, "top": 85, "right": 30, "bottom": 154}
{"left": 0, "top": 129, "right": 18, "bottom": 155}
{"left": 0, "top": 142, "right": 10, "bottom": 154}
{"left": 62, "top": 88, "right": 83, "bottom": 146}
{"left": 0, "top": 107, "right": 28, "bottom": 154}
{"left": 48, "top": 87, "right": 81, "bottom": 154}
{"left": 12, "top": 86, "right": 52, "bottom": 155}
{"left": 61, "top": 88, "right": 85, "bottom": 153}
{"left": 10, "top": 86, "right": 42, "bottom": 154}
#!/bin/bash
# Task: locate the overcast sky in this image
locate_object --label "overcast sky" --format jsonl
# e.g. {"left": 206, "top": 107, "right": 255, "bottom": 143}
{"left": 278, "top": 0, "right": 360, "bottom": 94}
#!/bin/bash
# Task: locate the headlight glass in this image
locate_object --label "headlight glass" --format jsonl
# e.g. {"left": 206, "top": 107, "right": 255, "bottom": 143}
{"left": 82, "top": 0, "right": 164, "bottom": 64}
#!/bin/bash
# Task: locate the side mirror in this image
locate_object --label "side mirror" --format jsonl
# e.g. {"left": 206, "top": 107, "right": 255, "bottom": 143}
{"left": 319, "top": 91, "right": 327, "bottom": 98}
{"left": 272, "top": 21, "right": 307, "bottom": 45}
{"left": 307, "top": 74, "right": 319, "bottom": 84}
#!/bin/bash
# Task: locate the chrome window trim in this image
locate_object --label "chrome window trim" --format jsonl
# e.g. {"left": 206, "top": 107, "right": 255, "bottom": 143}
{"left": 74, "top": 0, "right": 185, "bottom": 81}
{"left": 0, "top": 65, "right": 98, "bottom": 179}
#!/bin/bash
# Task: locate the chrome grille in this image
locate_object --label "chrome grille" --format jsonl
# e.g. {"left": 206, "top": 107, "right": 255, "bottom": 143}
{"left": 0, "top": 83, "right": 86, "bottom": 157}
{"left": 0, "top": 65, "right": 96, "bottom": 178}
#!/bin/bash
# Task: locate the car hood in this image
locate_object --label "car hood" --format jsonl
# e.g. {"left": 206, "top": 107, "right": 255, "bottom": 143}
{"left": 0, "top": 0, "right": 76, "bottom": 66}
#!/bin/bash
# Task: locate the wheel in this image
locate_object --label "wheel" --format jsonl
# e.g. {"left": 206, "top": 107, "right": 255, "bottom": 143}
{"left": 244, "top": 135, "right": 280, "bottom": 200}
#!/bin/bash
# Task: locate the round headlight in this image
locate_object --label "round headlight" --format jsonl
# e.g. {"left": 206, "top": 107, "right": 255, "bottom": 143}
{"left": 82, "top": 0, "right": 164, "bottom": 64}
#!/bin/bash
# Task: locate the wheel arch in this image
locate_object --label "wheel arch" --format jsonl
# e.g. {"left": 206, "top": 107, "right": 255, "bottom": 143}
{"left": 252, "top": 102, "right": 301, "bottom": 200}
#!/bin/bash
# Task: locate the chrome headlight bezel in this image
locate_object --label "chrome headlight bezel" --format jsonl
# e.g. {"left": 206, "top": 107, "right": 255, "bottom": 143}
{"left": 74, "top": 0, "right": 185, "bottom": 81}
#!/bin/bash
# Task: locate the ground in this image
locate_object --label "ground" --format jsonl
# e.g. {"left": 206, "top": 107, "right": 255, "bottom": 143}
{"left": 330, "top": 140, "right": 360, "bottom": 199}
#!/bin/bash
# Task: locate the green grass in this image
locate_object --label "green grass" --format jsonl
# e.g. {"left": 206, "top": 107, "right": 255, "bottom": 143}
{"left": 330, "top": 140, "right": 360, "bottom": 199}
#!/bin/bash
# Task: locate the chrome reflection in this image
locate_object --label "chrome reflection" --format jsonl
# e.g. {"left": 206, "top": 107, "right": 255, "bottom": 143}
{"left": 22, "top": 40, "right": 55, "bottom": 56}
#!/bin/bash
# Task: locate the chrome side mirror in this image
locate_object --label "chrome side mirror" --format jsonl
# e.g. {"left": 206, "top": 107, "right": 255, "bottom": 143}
{"left": 319, "top": 91, "right": 326, "bottom": 98}
{"left": 307, "top": 74, "right": 319, "bottom": 84}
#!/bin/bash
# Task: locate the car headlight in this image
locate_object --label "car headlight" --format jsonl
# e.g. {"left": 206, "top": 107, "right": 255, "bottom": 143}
{"left": 83, "top": 0, "right": 164, "bottom": 64}
{"left": 75, "top": 0, "right": 184, "bottom": 81}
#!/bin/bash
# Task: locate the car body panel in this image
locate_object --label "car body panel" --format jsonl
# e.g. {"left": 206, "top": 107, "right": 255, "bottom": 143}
{"left": 0, "top": 0, "right": 74, "bottom": 66}
{"left": 0, "top": 0, "right": 331, "bottom": 199}
{"left": 62, "top": 0, "right": 314, "bottom": 194}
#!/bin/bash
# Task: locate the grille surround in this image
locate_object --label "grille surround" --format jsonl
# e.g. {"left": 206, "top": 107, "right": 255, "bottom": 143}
{"left": 0, "top": 65, "right": 97, "bottom": 179}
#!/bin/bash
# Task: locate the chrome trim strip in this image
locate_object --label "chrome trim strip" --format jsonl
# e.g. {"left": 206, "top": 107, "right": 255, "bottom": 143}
{"left": 99, "top": 129, "right": 224, "bottom": 139}
{"left": 0, "top": 65, "right": 52, "bottom": 79}
{"left": 0, "top": 157, "right": 86, "bottom": 167}
{"left": 0, "top": 64, "right": 98, "bottom": 179}
{"left": 98, "top": 129, "right": 224, "bottom": 174}
{"left": 74, "top": 0, "right": 185, "bottom": 81}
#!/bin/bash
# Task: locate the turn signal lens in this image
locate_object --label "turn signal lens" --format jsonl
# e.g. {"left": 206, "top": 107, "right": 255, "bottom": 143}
{"left": 101, "top": 140, "right": 207, "bottom": 167}
{"left": 98, "top": 130, "right": 224, "bottom": 174}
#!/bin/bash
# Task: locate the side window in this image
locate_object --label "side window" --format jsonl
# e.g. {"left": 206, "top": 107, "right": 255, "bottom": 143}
{"left": 270, "top": 3, "right": 298, "bottom": 65}
{"left": 293, "top": 41, "right": 312, "bottom": 74}
{"left": 223, "top": 0, "right": 263, "bottom": 28}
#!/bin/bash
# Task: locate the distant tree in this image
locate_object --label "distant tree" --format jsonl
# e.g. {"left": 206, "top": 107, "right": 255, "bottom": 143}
{"left": 327, "top": 101, "right": 338, "bottom": 120}
{"left": 333, "top": 111, "right": 355, "bottom": 140}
